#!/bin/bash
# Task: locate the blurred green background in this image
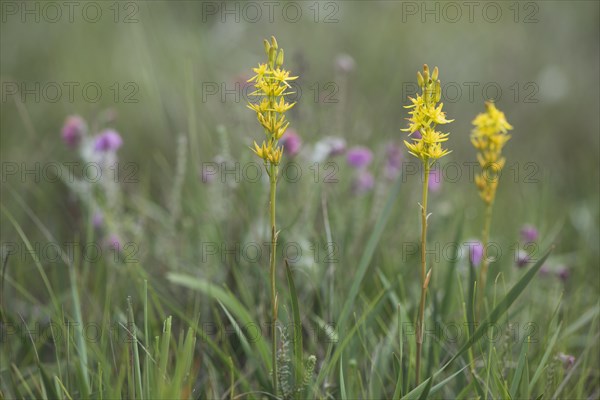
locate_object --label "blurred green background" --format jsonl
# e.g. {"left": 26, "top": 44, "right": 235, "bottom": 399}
{"left": 2, "top": 0, "right": 598, "bottom": 276}
{"left": 1, "top": 1, "right": 599, "bottom": 397}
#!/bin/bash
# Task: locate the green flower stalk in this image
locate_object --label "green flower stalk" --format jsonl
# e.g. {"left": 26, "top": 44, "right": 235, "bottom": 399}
{"left": 247, "top": 36, "right": 297, "bottom": 395}
{"left": 402, "top": 64, "right": 453, "bottom": 385}
{"left": 471, "top": 101, "right": 513, "bottom": 310}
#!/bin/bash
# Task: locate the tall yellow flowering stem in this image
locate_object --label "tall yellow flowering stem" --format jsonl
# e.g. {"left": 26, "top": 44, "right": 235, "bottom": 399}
{"left": 268, "top": 163, "right": 278, "bottom": 394}
{"left": 247, "top": 36, "right": 297, "bottom": 395}
{"left": 471, "top": 101, "right": 513, "bottom": 315}
{"left": 402, "top": 65, "right": 453, "bottom": 385}
{"left": 415, "top": 161, "right": 430, "bottom": 384}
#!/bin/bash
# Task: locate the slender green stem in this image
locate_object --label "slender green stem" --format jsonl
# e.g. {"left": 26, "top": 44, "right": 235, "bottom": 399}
{"left": 415, "top": 162, "right": 430, "bottom": 385}
{"left": 269, "top": 164, "right": 279, "bottom": 395}
{"left": 478, "top": 200, "right": 494, "bottom": 315}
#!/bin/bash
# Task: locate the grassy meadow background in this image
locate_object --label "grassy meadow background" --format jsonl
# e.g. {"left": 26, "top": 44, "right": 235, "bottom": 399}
{"left": 1, "top": 1, "right": 599, "bottom": 398}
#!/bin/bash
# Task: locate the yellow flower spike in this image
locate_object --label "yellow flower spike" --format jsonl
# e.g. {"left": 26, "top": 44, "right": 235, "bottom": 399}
{"left": 247, "top": 36, "right": 297, "bottom": 396}
{"left": 401, "top": 64, "right": 453, "bottom": 386}
{"left": 471, "top": 101, "right": 514, "bottom": 319}
{"left": 402, "top": 65, "right": 452, "bottom": 164}
{"left": 471, "top": 101, "right": 513, "bottom": 205}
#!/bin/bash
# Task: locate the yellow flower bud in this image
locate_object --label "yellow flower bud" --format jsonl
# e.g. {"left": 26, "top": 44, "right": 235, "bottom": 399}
{"left": 276, "top": 49, "right": 284, "bottom": 68}
{"left": 417, "top": 71, "right": 424, "bottom": 88}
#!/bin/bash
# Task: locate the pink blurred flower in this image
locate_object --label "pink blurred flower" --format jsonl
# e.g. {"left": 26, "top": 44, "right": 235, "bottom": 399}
{"left": 104, "top": 234, "right": 121, "bottom": 252}
{"left": 557, "top": 353, "right": 575, "bottom": 369}
{"left": 94, "top": 129, "right": 123, "bottom": 152}
{"left": 384, "top": 142, "right": 403, "bottom": 180}
{"left": 347, "top": 146, "right": 373, "bottom": 169}
{"left": 61, "top": 115, "right": 86, "bottom": 148}
{"left": 335, "top": 54, "right": 356, "bottom": 73}
{"left": 428, "top": 168, "right": 442, "bottom": 193}
{"left": 280, "top": 129, "right": 302, "bottom": 157}
{"left": 520, "top": 224, "right": 539, "bottom": 243}
{"left": 92, "top": 212, "right": 104, "bottom": 229}
{"left": 312, "top": 137, "right": 347, "bottom": 162}
{"left": 352, "top": 170, "right": 374, "bottom": 194}
{"left": 516, "top": 250, "right": 530, "bottom": 268}
{"left": 556, "top": 265, "right": 570, "bottom": 282}
{"left": 328, "top": 138, "right": 347, "bottom": 157}
{"left": 468, "top": 241, "right": 484, "bottom": 267}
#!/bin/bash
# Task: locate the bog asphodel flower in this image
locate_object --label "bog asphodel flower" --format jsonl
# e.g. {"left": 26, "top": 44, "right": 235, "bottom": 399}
{"left": 247, "top": 36, "right": 297, "bottom": 168}
{"left": 246, "top": 36, "right": 299, "bottom": 396}
{"left": 400, "top": 64, "right": 453, "bottom": 386}
{"left": 402, "top": 64, "right": 453, "bottom": 164}
{"left": 471, "top": 101, "right": 513, "bottom": 204}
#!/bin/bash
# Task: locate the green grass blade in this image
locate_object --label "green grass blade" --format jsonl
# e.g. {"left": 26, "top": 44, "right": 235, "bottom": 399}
{"left": 339, "top": 355, "right": 347, "bottom": 400}
{"left": 336, "top": 174, "right": 403, "bottom": 332}
{"left": 440, "top": 218, "right": 464, "bottom": 317}
{"left": 127, "top": 297, "right": 144, "bottom": 400}
{"left": 284, "top": 261, "right": 304, "bottom": 397}
{"left": 402, "top": 246, "right": 552, "bottom": 399}
{"left": 158, "top": 316, "right": 172, "bottom": 396}
{"left": 415, "top": 376, "right": 433, "bottom": 400}
{"left": 393, "top": 304, "right": 404, "bottom": 400}
{"left": 0, "top": 205, "right": 59, "bottom": 313}
{"left": 528, "top": 322, "right": 562, "bottom": 391}
{"left": 510, "top": 337, "right": 529, "bottom": 398}
{"left": 143, "top": 280, "right": 151, "bottom": 399}
{"left": 316, "top": 287, "right": 388, "bottom": 385}
{"left": 167, "top": 273, "right": 271, "bottom": 369}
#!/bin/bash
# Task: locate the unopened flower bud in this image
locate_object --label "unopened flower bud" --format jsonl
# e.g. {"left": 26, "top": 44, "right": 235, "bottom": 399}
{"left": 417, "top": 71, "right": 424, "bottom": 87}
{"left": 276, "top": 49, "right": 284, "bottom": 67}
{"left": 422, "top": 64, "right": 430, "bottom": 81}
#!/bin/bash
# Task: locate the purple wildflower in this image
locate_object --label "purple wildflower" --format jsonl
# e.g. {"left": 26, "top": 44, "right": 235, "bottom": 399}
{"left": 556, "top": 265, "right": 570, "bottom": 282}
{"left": 94, "top": 129, "right": 123, "bottom": 152}
{"left": 557, "top": 353, "right": 575, "bottom": 369}
{"left": 428, "top": 168, "right": 442, "bottom": 193}
{"left": 328, "top": 138, "right": 347, "bottom": 157}
{"left": 61, "top": 115, "right": 86, "bottom": 148}
{"left": 280, "top": 129, "right": 302, "bottom": 157}
{"left": 104, "top": 234, "right": 121, "bottom": 252}
{"left": 352, "top": 170, "right": 375, "bottom": 194}
{"left": 411, "top": 130, "right": 422, "bottom": 140}
{"left": 520, "top": 224, "right": 539, "bottom": 243}
{"left": 92, "top": 212, "right": 104, "bottom": 229}
{"left": 384, "top": 142, "right": 403, "bottom": 180}
{"left": 516, "top": 250, "right": 530, "bottom": 268}
{"left": 347, "top": 146, "right": 373, "bottom": 169}
{"left": 335, "top": 54, "right": 356, "bottom": 73}
{"left": 468, "top": 241, "right": 484, "bottom": 267}
{"left": 312, "top": 137, "right": 347, "bottom": 162}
